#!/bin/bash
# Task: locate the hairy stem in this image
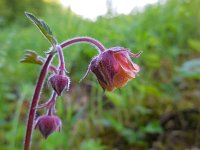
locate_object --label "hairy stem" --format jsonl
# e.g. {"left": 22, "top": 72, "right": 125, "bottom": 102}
{"left": 60, "top": 37, "right": 106, "bottom": 52}
{"left": 24, "top": 37, "right": 106, "bottom": 150}
{"left": 49, "top": 65, "right": 58, "bottom": 74}
{"left": 24, "top": 54, "right": 54, "bottom": 150}
{"left": 47, "top": 92, "right": 57, "bottom": 115}
{"left": 56, "top": 45, "right": 65, "bottom": 74}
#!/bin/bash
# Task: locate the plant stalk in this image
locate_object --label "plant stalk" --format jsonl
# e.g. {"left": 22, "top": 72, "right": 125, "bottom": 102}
{"left": 56, "top": 45, "right": 65, "bottom": 75}
{"left": 60, "top": 37, "right": 106, "bottom": 52}
{"left": 24, "top": 37, "right": 106, "bottom": 150}
{"left": 24, "top": 54, "right": 54, "bottom": 150}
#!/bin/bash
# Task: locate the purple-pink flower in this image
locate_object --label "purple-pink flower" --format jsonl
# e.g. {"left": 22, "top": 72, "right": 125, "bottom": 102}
{"left": 35, "top": 115, "right": 62, "bottom": 139}
{"left": 88, "top": 47, "right": 141, "bottom": 91}
{"left": 49, "top": 74, "right": 70, "bottom": 96}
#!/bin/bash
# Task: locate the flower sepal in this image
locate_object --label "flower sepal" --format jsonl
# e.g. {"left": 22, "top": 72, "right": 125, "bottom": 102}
{"left": 35, "top": 115, "right": 62, "bottom": 139}
{"left": 49, "top": 74, "right": 70, "bottom": 96}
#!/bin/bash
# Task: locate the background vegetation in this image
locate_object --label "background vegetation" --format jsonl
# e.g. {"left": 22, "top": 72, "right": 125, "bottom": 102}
{"left": 0, "top": 0, "right": 200, "bottom": 149}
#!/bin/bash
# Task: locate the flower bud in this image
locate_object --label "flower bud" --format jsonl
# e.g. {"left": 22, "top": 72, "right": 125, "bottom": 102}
{"left": 88, "top": 47, "right": 141, "bottom": 91}
{"left": 49, "top": 74, "right": 70, "bottom": 96}
{"left": 35, "top": 115, "right": 62, "bottom": 139}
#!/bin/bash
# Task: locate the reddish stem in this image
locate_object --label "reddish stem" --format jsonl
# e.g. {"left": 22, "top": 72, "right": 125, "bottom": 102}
{"left": 24, "top": 54, "right": 54, "bottom": 150}
{"left": 49, "top": 65, "right": 58, "bottom": 74}
{"left": 56, "top": 45, "right": 65, "bottom": 75}
{"left": 36, "top": 91, "right": 57, "bottom": 110}
{"left": 24, "top": 37, "right": 106, "bottom": 150}
{"left": 60, "top": 37, "right": 106, "bottom": 52}
{"left": 47, "top": 92, "right": 57, "bottom": 115}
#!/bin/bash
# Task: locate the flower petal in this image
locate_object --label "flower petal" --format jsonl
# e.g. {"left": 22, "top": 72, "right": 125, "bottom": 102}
{"left": 113, "top": 66, "right": 132, "bottom": 89}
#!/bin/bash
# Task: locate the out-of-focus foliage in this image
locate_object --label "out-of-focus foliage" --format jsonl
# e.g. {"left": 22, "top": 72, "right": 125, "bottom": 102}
{"left": 0, "top": 0, "right": 200, "bottom": 149}
{"left": 0, "top": 0, "right": 47, "bottom": 27}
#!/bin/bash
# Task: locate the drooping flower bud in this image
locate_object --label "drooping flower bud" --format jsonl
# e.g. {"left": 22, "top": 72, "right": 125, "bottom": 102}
{"left": 49, "top": 74, "right": 70, "bottom": 96}
{"left": 35, "top": 115, "right": 62, "bottom": 139}
{"left": 83, "top": 47, "right": 141, "bottom": 91}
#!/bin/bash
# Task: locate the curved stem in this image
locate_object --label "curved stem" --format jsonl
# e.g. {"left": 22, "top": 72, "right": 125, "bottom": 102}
{"left": 56, "top": 45, "right": 65, "bottom": 75}
{"left": 49, "top": 65, "right": 58, "bottom": 74}
{"left": 47, "top": 92, "right": 57, "bottom": 115}
{"left": 36, "top": 91, "right": 57, "bottom": 110}
{"left": 60, "top": 37, "right": 106, "bottom": 53}
{"left": 24, "top": 37, "right": 106, "bottom": 150}
{"left": 24, "top": 54, "right": 54, "bottom": 150}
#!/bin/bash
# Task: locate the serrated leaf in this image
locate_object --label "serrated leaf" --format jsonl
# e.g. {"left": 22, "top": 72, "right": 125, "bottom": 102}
{"left": 25, "top": 12, "right": 57, "bottom": 47}
{"left": 20, "top": 50, "right": 44, "bottom": 65}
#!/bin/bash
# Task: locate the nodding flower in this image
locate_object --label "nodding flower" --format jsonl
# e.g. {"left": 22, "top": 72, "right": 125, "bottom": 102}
{"left": 83, "top": 47, "right": 141, "bottom": 91}
{"left": 49, "top": 74, "right": 70, "bottom": 96}
{"left": 35, "top": 115, "right": 62, "bottom": 139}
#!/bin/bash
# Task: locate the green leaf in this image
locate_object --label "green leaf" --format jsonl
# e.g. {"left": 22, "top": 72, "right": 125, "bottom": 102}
{"left": 188, "top": 39, "right": 200, "bottom": 52}
{"left": 105, "top": 92, "right": 125, "bottom": 107}
{"left": 25, "top": 12, "right": 57, "bottom": 47}
{"left": 80, "top": 139, "right": 106, "bottom": 150}
{"left": 141, "top": 121, "right": 163, "bottom": 134}
{"left": 20, "top": 50, "right": 44, "bottom": 65}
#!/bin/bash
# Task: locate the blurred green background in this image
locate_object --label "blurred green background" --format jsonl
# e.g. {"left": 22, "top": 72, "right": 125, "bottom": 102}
{"left": 0, "top": 0, "right": 200, "bottom": 149}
